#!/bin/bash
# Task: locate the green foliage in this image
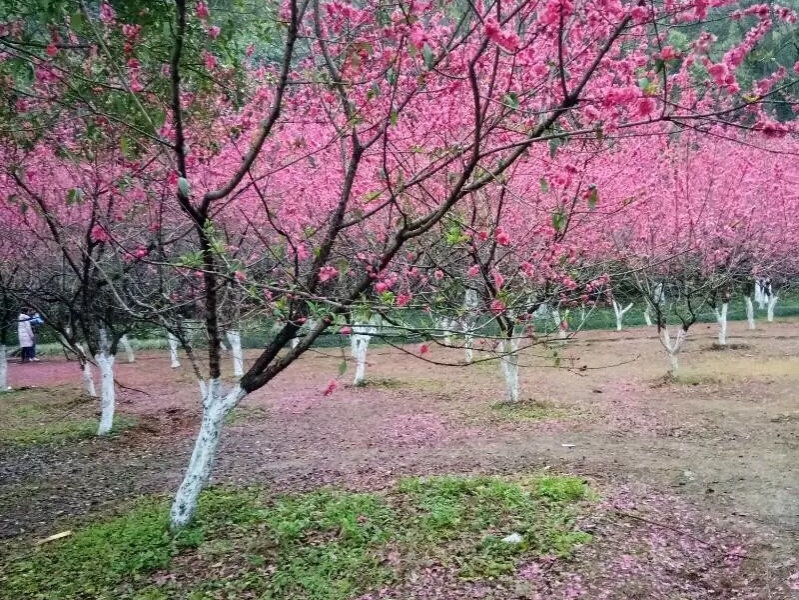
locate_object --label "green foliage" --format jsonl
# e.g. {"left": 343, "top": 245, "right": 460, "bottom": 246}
{"left": 2, "top": 476, "right": 594, "bottom": 600}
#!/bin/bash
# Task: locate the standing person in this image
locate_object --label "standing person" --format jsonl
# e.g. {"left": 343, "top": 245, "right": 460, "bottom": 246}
{"left": 17, "top": 308, "right": 35, "bottom": 363}
{"left": 29, "top": 312, "right": 43, "bottom": 361}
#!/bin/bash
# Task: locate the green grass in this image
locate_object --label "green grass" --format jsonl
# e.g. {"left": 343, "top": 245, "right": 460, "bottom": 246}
{"left": 489, "top": 399, "right": 565, "bottom": 422}
{"left": 455, "top": 399, "right": 566, "bottom": 426}
{"left": 223, "top": 405, "right": 269, "bottom": 425}
{"left": 1, "top": 475, "right": 594, "bottom": 600}
{"left": 0, "top": 388, "right": 137, "bottom": 446}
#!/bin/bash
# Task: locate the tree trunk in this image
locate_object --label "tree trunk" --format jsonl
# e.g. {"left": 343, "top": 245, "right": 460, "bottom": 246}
{"left": 612, "top": 300, "right": 633, "bottom": 332}
{"left": 439, "top": 317, "right": 452, "bottom": 346}
{"left": 767, "top": 295, "right": 778, "bottom": 322}
{"left": 714, "top": 303, "right": 728, "bottom": 346}
{"left": 167, "top": 332, "right": 181, "bottom": 368}
{"left": 463, "top": 318, "right": 475, "bottom": 365}
{"left": 755, "top": 282, "right": 766, "bottom": 310}
{"left": 82, "top": 361, "right": 98, "bottom": 397}
{"left": 96, "top": 353, "right": 116, "bottom": 435}
{"left": 499, "top": 337, "right": 520, "bottom": 403}
{"left": 351, "top": 320, "right": 377, "bottom": 386}
{"left": 643, "top": 304, "right": 653, "bottom": 327}
{"left": 120, "top": 335, "right": 135, "bottom": 363}
{"left": 225, "top": 330, "right": 244, "bottom": 377}
{"left": 552, "top": 308, "right": 567, "bottom": 339}
{"left": 659, "top": 327, "right": 686, "bottom": 376}
{"left": 462, "top": 289, "right": 478, "bottom": 364}
{"left": 169, "top": 380, "right": 246, "bottom": 529}
{"left": 352, "top": 334, "right": 369, "bottom": 386}
{"left": 745, "top": 296, "right": 755, "bottom": 330}
{"left": 0, "top": 344, "right": 8, "bottom": 391}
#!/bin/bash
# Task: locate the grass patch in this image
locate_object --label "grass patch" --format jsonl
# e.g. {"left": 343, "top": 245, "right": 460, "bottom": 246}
{"left": 489, "top": 399, "right": 565, "bottom": 422}
{"left": 1, "top": 475, "right": 594, "bottom": 600}
{"left": 352, "top": 377, "right": 407, "bottom": 389}
{"left": 707, "top": 343, "right": 752, "bottom": 351}
{"left": 224, "top": 405, "right": 269, "bottom": 425}
{"left": 0, "top": 387, "right": 137, "bottom": 446}
{"left": 669, "top": 373, "right": 724, "bottom": 386}
{"left": 456, "top": 399, "right": 566, "bottom": 426}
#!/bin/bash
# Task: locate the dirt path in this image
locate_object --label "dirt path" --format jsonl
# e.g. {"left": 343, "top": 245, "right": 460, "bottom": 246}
{"left": 2, "top": 320, "right": 798, "bottom": 595}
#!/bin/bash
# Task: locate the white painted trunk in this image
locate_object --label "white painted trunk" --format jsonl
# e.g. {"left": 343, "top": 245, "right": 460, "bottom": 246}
{"left": 669, "top": 352, "right": 679, "bottom": 374}
{"left": 464, "top": 330, "right": 474, "bottom": 365}
{"left": 82, "top": 361, "right": 98, "bottom": 397}
{"left": 96, "top": 353, "right": 116, "bottom": 435}
{"left": 767, "top": 296, "right": 778, "bottom": 322}
{"left": 462, "top": 290, "right": 479, "bottom": 364}
{"left": 219, "top": 340, "right": 228, "bottom": 353}
{"left": 170, "top": 380, "right": 246, "bottom": 529}
{"left": 552, "top": 308, "right": 567, "bottom": 339}
{"left": 755, "top": 282, "right": 766, "bottom": 309}
{"left": 660, "top": 327, "right": 686, "bottom": 375}
{"left": 643, "top": 305, "right": 653, "bottom": 327}
{"left": 120, "top": 335, "right": 135, "bottom": 363}
{"left": 612, "top": 300, "right": 633, "bottom": 332}
{"left": 351, "top": 321, "right": 377, "bottom": 386}
{"left": 291, "top": 336, "right": 300, "bottom": 349}
{"left": 745, "top": 297, "right": 755, "bottom": 330}
{"left": 0, "top": 345, "right": 8, "bottom": 391}
{"left": 167, "top": 332, "right": 181, "bottom": 368}
{"left": 352, "top": 335, "right": 369, "bottom": 386}
{"left": 499, "top": 337, "right": 520, "bottom": 403}
{"left": 714, "top": 303, "right": 729, "bottom": 346}
{"left": 439, "top": 318, "right": 452, "bottom": 346}
{"left": 225, "top": 330, "right": 244, "bottom": 378}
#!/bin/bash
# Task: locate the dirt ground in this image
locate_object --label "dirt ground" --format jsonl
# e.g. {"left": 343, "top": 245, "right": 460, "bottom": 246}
{"left": 1, "top": 319, "right": 798, "bottom": 597}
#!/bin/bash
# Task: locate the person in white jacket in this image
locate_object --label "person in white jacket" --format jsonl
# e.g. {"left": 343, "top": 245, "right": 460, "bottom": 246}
{"left": 17, "top": 309, "right": 35, "bottom": 363}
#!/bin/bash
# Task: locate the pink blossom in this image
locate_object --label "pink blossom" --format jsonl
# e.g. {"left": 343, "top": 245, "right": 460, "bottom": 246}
{"left": 296, "top": 244, "right": 310, "bottom": 261}
{"left": 492, "top": 270, "right": 505, "bottom": 289}
{"left": 659, "top": 46, "right": 680, "bottom": 61}
{"left": 467, "top": 264, "right": 480, "bottom": 277}
{"left": 630, "top": 5, "right": 648, "bottom": 22}
{"left": 707, "top": 62, "right": 729, "bottom": 85}
{"left": 490, "top": 299, "right": 505, "bottom": 315}
{"left": 234, "top": 270, "right": 247, "bottom": 282}
{"left": 635, "top": 96, "right": 657, "bottom": 118}
{"left": 202, "top": 51, "right": 217, "bottom": 70}
{"left": 340, "top": 326, "right": 352, "bottom": 335}
{"left": 246, "top": 44, "right": 255, "bottom": 57}
{"left": 419, "top": 343, "right": 430, "bottom": 355}
{"left": 121, "top": 24, "right": 141, "bottom": 40}
{"left": 318, "top": 265, "right": 338, "bottom": 282}
{"left": 396, "top": 293, "right": 412, "bottom": 307}
{"left": 45, "top": 44, "right": 58, "bottom": 57}
{"left": 409, "top": 25, "right": 428, "bottom": 49}
{"left": 90, "top": 225, "right": 111, "bottom": 242}
{"left": 207, "top": 25, "right": 221, "bottom": 39}
{"left": 99, "top": 2, "right": 116, "bottom": 23}
{"left": 196, "top": 1, "right": 210, "bottom": 19}
{"left": 322, "top": 379, "right": 338, "bottom": 396}
{"left": 495, "top": 227, "right": 511, "bottom": 246}
{"left": 434, "top": 269, "right": 444, "bottom": 280}
{"left": 375, "top": 281, "right": 389, "bottom": 293}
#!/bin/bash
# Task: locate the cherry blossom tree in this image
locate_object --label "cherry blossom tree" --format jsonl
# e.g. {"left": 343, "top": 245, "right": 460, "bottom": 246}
{"left": 2, "top": 0, "right": 797, "bottom": 528}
